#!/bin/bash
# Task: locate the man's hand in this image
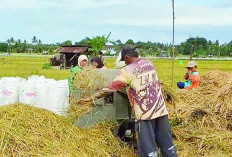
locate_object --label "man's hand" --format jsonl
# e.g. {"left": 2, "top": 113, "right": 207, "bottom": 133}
{"left": 77, "top": 98, "right": 92, "bottom": 105}
{"left": 184, "top": 73, "right": 189, "bottom": 80}
{"left": 102, "top": 88, "right": 115, "bottom": 92}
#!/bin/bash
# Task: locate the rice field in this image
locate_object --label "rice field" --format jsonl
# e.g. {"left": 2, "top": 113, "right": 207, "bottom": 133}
{"left": 1, "top": 55, "right": 232, "bottom": 156}
{"left": 1, "top": 55, "right": 232, "bottom": 89}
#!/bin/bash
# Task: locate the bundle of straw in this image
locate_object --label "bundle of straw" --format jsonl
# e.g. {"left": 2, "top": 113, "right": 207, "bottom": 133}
{"left": 0, "top": 104, "right": 136, "bottom": 156}
{"left": 168, "top": 70, "right": 232, "bottom": 156}
{"left": 69, "top": 68, "right": 108, "bottom": 118}
{"left": 73, "top": 67, "right": 107, "bottom": 98}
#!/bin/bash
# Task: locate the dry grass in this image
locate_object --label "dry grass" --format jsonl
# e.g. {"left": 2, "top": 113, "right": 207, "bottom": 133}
{"left": 2, "top": 56, "right": 232, "bottom": 156}
{"left": 0, "top": 104, "right": 136, "bottom": 157}
{"left": 168, "top": 70, "right": 232, "bottom": 157}
{"left": 68, "top": 67, "right": 108, "bottom": 119}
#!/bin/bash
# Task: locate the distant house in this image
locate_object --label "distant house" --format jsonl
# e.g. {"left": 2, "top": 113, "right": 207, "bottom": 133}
{"left": 56, "top": 45, "right": 88, "bottom": 68}
{"left": 101, "top": 43, "right": 117, "bottom": 55}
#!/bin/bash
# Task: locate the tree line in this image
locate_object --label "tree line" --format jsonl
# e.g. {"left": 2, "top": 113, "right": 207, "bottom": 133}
{"left": 0, "top": 36, "right": 59, "bottom": 54}
{"left": 1, "top": 36, "right": 232, "bottom": 57}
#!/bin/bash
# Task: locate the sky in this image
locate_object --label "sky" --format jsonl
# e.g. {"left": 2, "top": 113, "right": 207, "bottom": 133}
{"left": 0, "top": 0, "right": 232, "bottom": 44}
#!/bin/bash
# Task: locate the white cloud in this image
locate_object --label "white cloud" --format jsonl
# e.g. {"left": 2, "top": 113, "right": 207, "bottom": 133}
{"left": 0, "top": 0, "right": 130, "bottom": 10}
{"left": 1, "top": 0, "right": 232, "bottom": 26}
{"left": 0, "top": 0, "right": 40, "bottom": 9}
{"left": 176, "top": 4, "right": 232, "bottom": 26}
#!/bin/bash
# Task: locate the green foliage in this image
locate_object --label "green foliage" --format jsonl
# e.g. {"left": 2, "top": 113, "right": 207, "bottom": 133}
{"left": 0, "top": 42, "right": 8, "bottom": 52}
{"left": 1, "top": 36, "right": 232, "bottom": 57}
{"left": 125, "top": 39, "right": 134, "bottom": 45}
{"left": 42, "top": 62, "right": 52, "bottom": 69}
{"left": 87, "top": 36, "right": 108, "bottom": 56}
{"left": 178, "top": 37, "right": 232, "bottom": 57}
{"left": 61, "top": 40, "right": 72, "bottom": 46}
{"left": 75, "top": 37, "right": 91, "bottom": 46}
{"left": 0, "top": 36, "right": 60, "bottom": 54}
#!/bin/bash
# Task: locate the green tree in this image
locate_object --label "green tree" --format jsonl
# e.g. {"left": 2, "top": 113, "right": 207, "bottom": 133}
{"left": 125, "top": 39, "right": 134, "bottom": 45}
{"left": 87, "top": 35, "right": 108, "bottom": 56}
{"left": 32, "top": 36, "right": 37, "bottom": 45}
{"left": 75, "top": 37, "right": 90, "bottom": 46}
{"left": 62, "top": 40, "right": 72, "bottom": 46}
{"left": 0, "top": 42, "right": 8, "bottom": 52}
{"left": 115, "top": 39, "right": 122, "bottom": 44}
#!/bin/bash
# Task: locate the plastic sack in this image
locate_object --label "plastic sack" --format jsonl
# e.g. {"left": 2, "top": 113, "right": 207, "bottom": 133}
{"left": 18, "top": 80, "right": 37, "bottom": 105}
{"left": 47, "top": 80, "right": 69, "bottom": 115}
{"left": 1, "top": 77, "right": 23, "bottom": 105}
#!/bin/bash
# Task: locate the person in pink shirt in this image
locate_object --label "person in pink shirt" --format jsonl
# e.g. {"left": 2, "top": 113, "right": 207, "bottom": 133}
{"left": 103, "top": 45, "right": 177, "bottom": 157}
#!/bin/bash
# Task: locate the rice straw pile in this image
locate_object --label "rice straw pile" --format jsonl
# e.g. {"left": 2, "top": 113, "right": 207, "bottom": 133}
{"left": 0, "top": 104, "right": 136, "bottom": 156}
{"left": 73, "top": 67, "right": 107, "bottom": 98}
{"left": 167, "top": 70, "right": 232, "bottom": 157}
{"left": 69, "top": 67, "right": 108, "bottom": 119}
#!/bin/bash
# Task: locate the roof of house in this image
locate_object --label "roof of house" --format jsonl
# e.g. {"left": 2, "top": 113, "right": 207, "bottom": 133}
{"left": 57, "top": 46, "right": 88, "bottom": 54}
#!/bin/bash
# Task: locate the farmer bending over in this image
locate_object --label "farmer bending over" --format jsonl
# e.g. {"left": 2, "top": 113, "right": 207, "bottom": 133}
{"left": 68, "top": 55, "right": 88, "bottom": 92}
{"left": 177, "top": 61, "right": 200, "bottom": 89}
{"left": 103, "top": 45, "right": 177, "bottom": 157}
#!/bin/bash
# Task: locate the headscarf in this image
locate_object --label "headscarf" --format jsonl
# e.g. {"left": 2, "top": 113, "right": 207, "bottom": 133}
{"left": 78, "top": 55, "right": 88, "bottom": 68}
{"left": 92, "top": 57, "right": 104, "bottom": 68}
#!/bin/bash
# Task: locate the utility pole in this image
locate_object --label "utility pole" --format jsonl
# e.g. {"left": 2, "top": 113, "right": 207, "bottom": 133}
{"left": 171, "top": 0, "right": 175, "bottom": 88}
{"left": 190, "top": 45, "right": 193, "bottom": 61}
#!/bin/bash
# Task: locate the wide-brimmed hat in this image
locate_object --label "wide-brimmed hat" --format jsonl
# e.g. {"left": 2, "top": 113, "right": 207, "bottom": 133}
{"left": 186, "top": 61, "right": 197, "bottom": 68}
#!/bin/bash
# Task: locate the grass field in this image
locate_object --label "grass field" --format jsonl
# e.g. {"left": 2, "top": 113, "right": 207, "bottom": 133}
{"left": 1, "top": 56, "right": 232, "bottom": 89}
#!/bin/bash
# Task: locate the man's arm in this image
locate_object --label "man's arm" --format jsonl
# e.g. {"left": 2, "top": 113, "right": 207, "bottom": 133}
{"left": 78, "top": 68, "right": 131, "bottom": 103}
{"left": 105, "top": 68, "right": 131, "bottom": 91}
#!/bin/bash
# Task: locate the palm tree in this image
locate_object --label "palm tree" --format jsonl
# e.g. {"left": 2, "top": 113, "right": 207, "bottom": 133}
{"left": 38, "top": 39, "right": 42, "bottom": 45}
{"left": 6, "top": 37, "right": 15, "bottom": 53}
{"left": 32, "top": 36, "right": 37, "bottom": 53}
{"left": 32, "top": 36, "right": 37, "bottom": 45}
{"left": 10, "top": 37, "right": 14, "bottom": 44}
{"left": 17, "top": 39, "right": 21, "bottom": 44}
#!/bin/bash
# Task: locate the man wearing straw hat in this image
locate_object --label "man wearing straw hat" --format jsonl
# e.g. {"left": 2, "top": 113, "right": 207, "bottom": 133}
{"left": 102, "top": 45, "right": 178, "bottom": 157}
{"left": 177, "top": 61, "right": 200, "bottom": 89}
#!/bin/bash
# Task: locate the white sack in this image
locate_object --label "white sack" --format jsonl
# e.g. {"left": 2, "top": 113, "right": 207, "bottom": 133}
{"left": 1, "top": 77, "right": 23, "bottom": 105}
{"left": 47, "top": 80, "right": 69, "bottom": 115}
{"left": 18, "top": 80, "right": 37, "bottom": 105}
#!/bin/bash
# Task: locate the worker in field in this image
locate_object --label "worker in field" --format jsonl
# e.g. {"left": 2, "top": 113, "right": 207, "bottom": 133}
{"left": 91, "top": 57, "right": 107, "bottom": 69}
{"left": 102, "top": 45, "right": 177, "bottom": 157}
{"left": 177, "top": 61, "right": 200, "bottom": 89}
{"left": 68, "top": 54, "right": 88, "bottom": 92}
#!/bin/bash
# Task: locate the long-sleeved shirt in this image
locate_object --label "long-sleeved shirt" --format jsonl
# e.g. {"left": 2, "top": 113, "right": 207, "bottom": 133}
{"left": 107, "top": 59, "right": 168, "bottom": 121}
{"left": 184, "top": 71, "right": 200, "bottom": 89}
{"left": 68, "top": 66, "right": 82, "bottom": 92}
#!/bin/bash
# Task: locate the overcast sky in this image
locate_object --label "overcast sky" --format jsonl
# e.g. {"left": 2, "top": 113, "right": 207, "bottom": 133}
{"left": 1, "top": 0, "right": 232, "bottom": 44}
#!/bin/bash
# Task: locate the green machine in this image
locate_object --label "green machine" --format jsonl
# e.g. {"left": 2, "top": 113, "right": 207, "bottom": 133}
{"left": 72, "top": 69, "right": 133, "bottom": 128}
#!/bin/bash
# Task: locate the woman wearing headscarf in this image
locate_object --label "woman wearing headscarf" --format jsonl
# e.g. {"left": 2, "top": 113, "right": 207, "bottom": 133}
{"left": 68, "top": 54, "right": 88, "bottom": 92}
{"left": 91, "top": 57, "right": 107, "bottom": 69}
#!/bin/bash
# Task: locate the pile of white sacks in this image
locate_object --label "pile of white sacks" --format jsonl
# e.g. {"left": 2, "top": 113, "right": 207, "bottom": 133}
{"left": 0, "top": 76, "right": 69, "bottom": 115}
